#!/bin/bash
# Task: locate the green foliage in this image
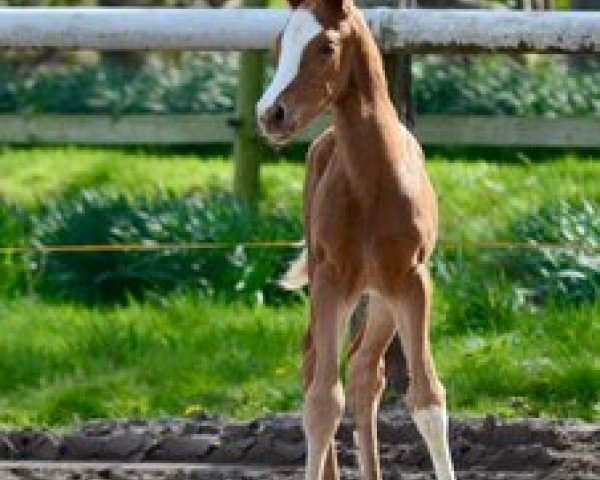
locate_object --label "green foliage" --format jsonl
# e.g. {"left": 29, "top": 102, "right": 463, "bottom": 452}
{"left": 0, "top": 197, "right": 25, "bottom": 247}
{"left": 413, "top": 56, "right": 600, "bottom": 117}
{"left": 0, "top": 52, "right": 237, "bottom": 114}
{"left": 432, "top": 249, "right": 522, "bottom": 335}
{"left": 1, "top": 53, "right": 599, "bottom": 117}
{"left": 503, "top": 199, "right": 600, "bottom": 304}
{"left": 31, "top": 190, "right": 302, "bottom": 304}
{"left": 0, "top": 198, "right": 28, "bottom": 297}
{"left": 431, "top": 198, "right": 600, "bottom": 337}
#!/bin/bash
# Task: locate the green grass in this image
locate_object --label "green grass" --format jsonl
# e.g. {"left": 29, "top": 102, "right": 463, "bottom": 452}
{"left": 0, "top": 145, "right": 599, "bottom": 425}
{"left": 428, "top": 150, "right": 600, "bottom": 243}
{"left": 432, "top": 296, "right": 600, "bottom": 420}
{"left": 0, "top": 292, "right": 596, "bottom": 426}
{"left": 1, "top": 146, "right": 599, "bottom": 242}
{"left": 0, "top": 295, "right": 307, "bottom": 426}
{"left": 0, "top": 146, "right": 304, "bottom": 214}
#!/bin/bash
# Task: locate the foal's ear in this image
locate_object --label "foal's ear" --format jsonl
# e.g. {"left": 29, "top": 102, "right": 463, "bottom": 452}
{"left": 287, "top": 0, "right": 303, "bottom": 8}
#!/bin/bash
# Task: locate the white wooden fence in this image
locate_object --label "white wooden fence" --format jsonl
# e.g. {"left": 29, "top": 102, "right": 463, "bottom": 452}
{"left": 0, "top": 8, "right": 598, "bottom": 53}
{"left": 0, "top": 8, "right": 598, "bottom": 148}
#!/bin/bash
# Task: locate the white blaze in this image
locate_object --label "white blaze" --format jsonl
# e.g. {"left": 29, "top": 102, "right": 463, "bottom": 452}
{"left": 256, "top": 8, "right": 322, "bottom": 118}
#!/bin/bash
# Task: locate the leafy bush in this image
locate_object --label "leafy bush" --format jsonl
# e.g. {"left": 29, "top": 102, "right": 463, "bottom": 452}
{"left": 432, "top": 199, "right": 600, "bottom": 334}
{"left": 0, "top": 198, "right": 26, "bottom": 247}
{"left": 1, "top": 53, "right": 599, "bottom": 117}
{"left": 503, "top": 199, "right": 600, "bottom": 304}
{"left": 30, "top": 190, "right": 302, "bottom": 304}
{"left": 0, "top": 52, "right": 237, "bottom": 115}
{"left": 0, "top": 199, "right": 28, "bottom": 297}
{"left": 432, "top": 249, "right": 523, "bottom": 334}
{"left": 413, "top": 56, "right": 600, "bottom": 117}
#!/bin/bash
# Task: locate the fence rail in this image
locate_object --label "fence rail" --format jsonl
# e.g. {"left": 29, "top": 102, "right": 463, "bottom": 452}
{"left": 0, "top": 8, "right": 598, "bottom": 53}
{"left": 0, "top": 114, "right": 597, "bottom": 148}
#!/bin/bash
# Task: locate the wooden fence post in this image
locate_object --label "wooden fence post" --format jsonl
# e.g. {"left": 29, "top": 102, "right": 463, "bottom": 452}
{"left": 385, "top": 0, "right": 416, "bottom": 130}
{"left": 518, "top": 0, "right": 555, "bottom": 9}
{"left": 233, "top": 0, "right": 268, "bottom": 209}
{"left": 569, "top": 0, "right": 600, "bottom": 71}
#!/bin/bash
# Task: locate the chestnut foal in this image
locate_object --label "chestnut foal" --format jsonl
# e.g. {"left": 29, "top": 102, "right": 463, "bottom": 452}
{"left": 257, "top": 1, "right": 456, "bottom": 480}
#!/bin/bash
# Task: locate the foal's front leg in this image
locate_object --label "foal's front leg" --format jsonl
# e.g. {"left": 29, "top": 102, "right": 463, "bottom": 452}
{"left": 303, "top": 326, "right": 341, "bottom": 480}
{"left": 304, "top": 263, "right": 353, "bottom": 480}
{"left": 347, "top": 296, "right": 396, "bottom": 480}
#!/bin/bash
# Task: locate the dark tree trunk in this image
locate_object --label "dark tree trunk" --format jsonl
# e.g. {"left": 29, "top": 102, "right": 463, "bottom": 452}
{"left": 98, "top": 0, "right": 148, "bottom": 70}
{"left": 569, "top": 0, "right": 600, "bottom": 71}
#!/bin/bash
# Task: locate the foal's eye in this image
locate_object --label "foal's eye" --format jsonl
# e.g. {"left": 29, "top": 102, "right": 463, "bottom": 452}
{"left": 319, "top": 42, "right": 335, "bottom": 55}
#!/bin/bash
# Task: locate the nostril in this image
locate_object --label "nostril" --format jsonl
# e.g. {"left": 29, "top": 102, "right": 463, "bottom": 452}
{"left": 273, "top": 104, "right": 285, "bottom": 124}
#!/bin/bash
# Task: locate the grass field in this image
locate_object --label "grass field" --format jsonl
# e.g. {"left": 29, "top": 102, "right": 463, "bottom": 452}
{"left": 1, "top": 146, "right": 598, "bottom": 241}
{"left": 0, "top": 145, "right": 599, "bottom": 426}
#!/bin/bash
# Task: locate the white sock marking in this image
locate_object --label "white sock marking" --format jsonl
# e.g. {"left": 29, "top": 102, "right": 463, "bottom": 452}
{"left": 256, "top": 8, "right": 322, "bottom": 118}
{"left": 412, "top": 406, "right": 456, "bottom": 480}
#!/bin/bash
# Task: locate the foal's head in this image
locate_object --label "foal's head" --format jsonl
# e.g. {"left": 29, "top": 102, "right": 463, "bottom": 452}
{"left": 257, "top": 0, "right": 356, "bottom": 145}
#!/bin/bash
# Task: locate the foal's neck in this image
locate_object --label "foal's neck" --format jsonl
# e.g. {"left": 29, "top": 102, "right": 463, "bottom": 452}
{"left": 336, "top": 11, "right": 394, "bottom": 115}
{"left": 332, "top": 10, "right": 407, "bottom": 197}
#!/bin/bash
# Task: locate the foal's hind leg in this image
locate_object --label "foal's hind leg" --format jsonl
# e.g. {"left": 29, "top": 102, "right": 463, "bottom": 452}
{"left": 347, "top": 296, "right": 396, "bottom": 480}
{"left": 394, "top": 265, "right": 455, "bottom": 480}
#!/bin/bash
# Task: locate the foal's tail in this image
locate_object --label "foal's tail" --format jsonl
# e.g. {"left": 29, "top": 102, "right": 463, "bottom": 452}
{"left": 279, "top": 247, "right": 308, "bottom": 290}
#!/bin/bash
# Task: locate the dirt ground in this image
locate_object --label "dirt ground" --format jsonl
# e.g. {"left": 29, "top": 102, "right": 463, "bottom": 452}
{"left": 0, "top": 407, "right": 598, "bottom": 480}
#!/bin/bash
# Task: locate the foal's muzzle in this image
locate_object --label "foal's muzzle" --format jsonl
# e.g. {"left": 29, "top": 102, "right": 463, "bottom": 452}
{"left": 257, "top": 101, "right": 295, "bottom": 145}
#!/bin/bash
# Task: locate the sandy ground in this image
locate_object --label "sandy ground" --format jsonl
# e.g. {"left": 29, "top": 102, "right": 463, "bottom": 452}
{"left": 0, "top": 407, "right": 598, "bottom": 480}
